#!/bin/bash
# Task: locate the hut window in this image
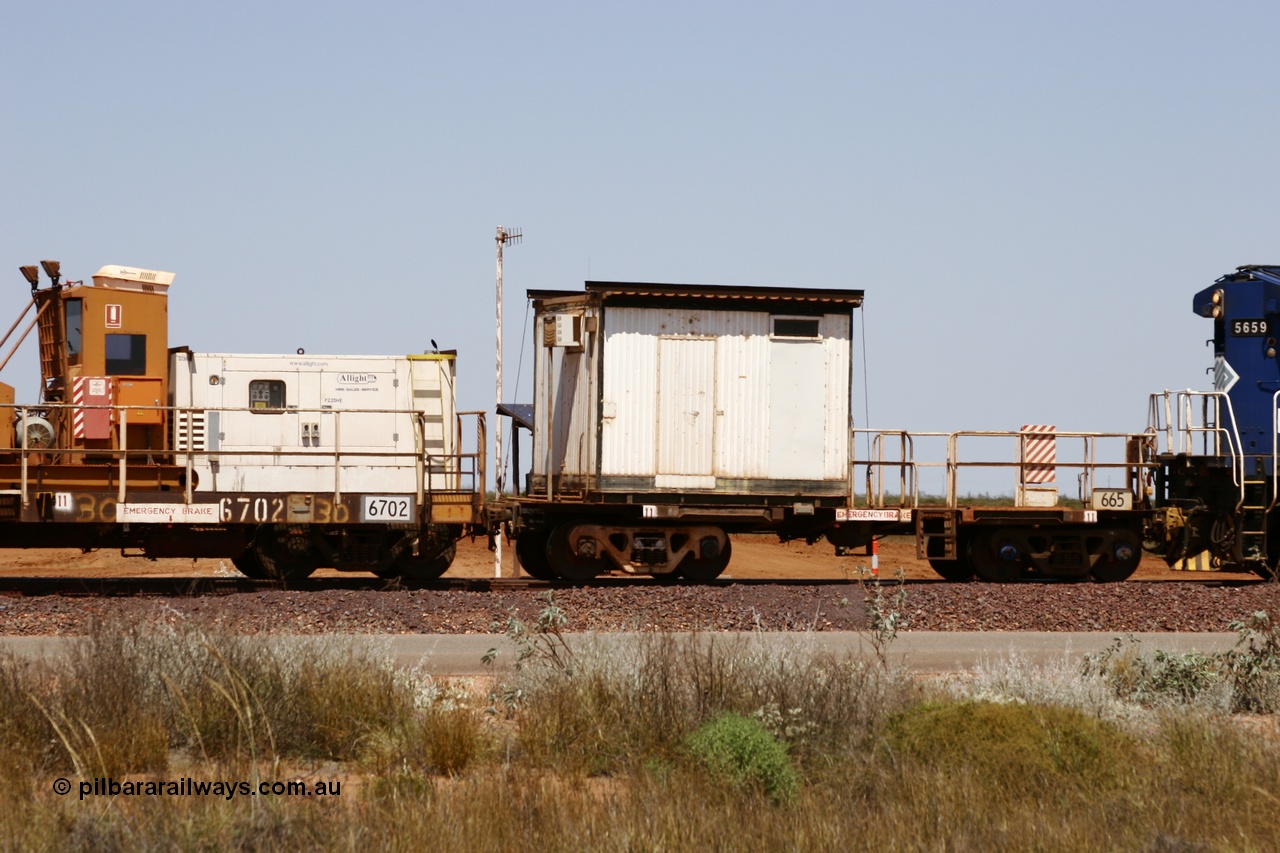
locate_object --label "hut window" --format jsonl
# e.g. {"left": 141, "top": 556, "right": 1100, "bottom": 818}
{"left": 771, "top": 317, "right": 820, "bottom": 339}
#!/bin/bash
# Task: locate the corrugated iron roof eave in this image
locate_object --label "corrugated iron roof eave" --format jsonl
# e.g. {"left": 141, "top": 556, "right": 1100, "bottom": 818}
{"left": 527, "top": 282, "right": 864, "bottom": 307}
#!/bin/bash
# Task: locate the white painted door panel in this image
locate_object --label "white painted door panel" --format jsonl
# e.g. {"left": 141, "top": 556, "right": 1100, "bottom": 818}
{"left": 768, "top": 340, "right": 827, "bottom": 479}
{"left": 656, "top": 337, "right": 715, "bottom": 488}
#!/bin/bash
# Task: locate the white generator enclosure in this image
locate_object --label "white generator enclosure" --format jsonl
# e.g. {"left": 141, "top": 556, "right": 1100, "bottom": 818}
{"left": 527, "top": 282, "right": 865, "bottom": 501}
{"left": 170, "top": 351, "right": 458, "bottom": 496}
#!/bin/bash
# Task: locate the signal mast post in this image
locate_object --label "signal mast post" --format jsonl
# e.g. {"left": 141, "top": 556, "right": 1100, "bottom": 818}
{"left": 495, "top": 227, "right": 521, "bottom": 578}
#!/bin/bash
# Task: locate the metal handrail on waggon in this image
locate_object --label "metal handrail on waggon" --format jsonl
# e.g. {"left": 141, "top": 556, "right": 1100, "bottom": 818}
{"left": 853, "top": 427, "right": 1157, "bottom": 510}
{"left": 2, "top": 401, "right": 485, "bottom": 516}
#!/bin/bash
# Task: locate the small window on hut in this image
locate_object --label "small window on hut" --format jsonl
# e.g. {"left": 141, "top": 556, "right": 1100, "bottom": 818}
{"left": 65, "top": 299, "right": 83, "bottom": 363}
{"left": 249, "top": 379, "right": 286, "bottom": 411}
{"left": 105, "top": 334, "right": 147, "bottom": 375}
{"left": 771, "top": 317, "right": 821, "bottom": 339}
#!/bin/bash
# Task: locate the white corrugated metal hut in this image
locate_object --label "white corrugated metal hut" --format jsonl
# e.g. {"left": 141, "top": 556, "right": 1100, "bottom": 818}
{"left": 526, "top": 282, "right": 864, "bottom": 501}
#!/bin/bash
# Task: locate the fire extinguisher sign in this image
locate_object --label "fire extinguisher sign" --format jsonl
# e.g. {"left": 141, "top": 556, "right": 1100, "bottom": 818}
{"left": 105, "top": 304, "right": 122, "bottom": 328}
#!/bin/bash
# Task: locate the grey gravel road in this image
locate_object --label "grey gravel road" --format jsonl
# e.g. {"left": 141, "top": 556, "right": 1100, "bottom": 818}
{"left": 0, "top": 631, "right": 1241, "bottom": 675}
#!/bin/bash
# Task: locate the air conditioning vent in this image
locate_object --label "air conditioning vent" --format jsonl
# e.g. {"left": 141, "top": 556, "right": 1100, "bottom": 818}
{"left": 543, "top": 314, "right": 582, "bottom": 347}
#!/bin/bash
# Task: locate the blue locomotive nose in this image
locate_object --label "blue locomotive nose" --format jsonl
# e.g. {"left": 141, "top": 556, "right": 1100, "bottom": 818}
{"left": 1192, "top": 265, "right": 1280, "bottom": 461}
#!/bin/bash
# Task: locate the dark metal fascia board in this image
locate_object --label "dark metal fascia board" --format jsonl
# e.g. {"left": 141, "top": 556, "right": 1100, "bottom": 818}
{"left": 582, "top": 280, "right": 864, "bottom": 309}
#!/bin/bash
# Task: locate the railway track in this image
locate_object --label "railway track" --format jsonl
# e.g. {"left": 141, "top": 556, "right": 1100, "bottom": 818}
{"left": 0, "top": 575, "right": 1273, "bottom": 636}
{"left": 0, "top": 575, "right": 1264, "bottom": 598}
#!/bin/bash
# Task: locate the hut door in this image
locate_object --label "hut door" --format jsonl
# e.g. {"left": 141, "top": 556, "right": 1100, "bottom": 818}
{"left": 656, "top": 337, "right": 716, "bottom": 489}
{"left": 768, "top": 340, "right": 827, "bottom": 480}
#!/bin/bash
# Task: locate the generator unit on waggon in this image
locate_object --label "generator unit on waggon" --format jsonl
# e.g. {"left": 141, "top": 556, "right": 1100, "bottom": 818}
{"left": 493, "top": 281, "right": 867, "bottom": 581}
{"left": 0, "top": 261, "right": 484, "bottom": 579}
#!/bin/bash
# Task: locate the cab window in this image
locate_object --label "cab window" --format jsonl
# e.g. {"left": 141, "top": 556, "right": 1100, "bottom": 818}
{"left": 105, "top": 334, "right": 146, "bottom": 375}
{"left": 65, "top": 299, "right": 82, "bottom": 362}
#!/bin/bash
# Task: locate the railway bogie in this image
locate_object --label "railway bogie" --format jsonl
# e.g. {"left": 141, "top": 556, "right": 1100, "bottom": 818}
{"left": 510, "top": 514, "right": 738, "bottom": 581}
{"left": 502, "top": 499, "right": 745, "bottom": 582}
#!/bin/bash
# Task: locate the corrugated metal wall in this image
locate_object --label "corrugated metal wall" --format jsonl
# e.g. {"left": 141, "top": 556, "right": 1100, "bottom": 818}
{"left": 531, "top": 310, "right": 598, "bottom": 482}
{"left": 532, "top": 302, "right": 851, "bottom": 492}
{"left": 822, "top": 323, "right": 851, "bottom": 479}
{"left": 599, "top": 307, "right": 850, "bottom": 485}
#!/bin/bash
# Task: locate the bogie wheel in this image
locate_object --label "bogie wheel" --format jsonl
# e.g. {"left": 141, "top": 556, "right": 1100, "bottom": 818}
{"left": 231, "top": 550, "right": 269, "bottom": 579}
{"left": 379, "top": 540, "right": 455, "bottom": 581}
{"left": 1090, "top": 530, "right": 1142, "bottom": 582}
{"left": 252, "top": 525, "right": 318, "bottom": 582}
{"left": 968, "top": 529, "right": 1024, "bottom": 583}
{"left": 678, "top": 534, "right": 732, "bottom": 582}
{"left": 547, "top": 523, "right": 610, "bottom": 582}
{"left": 926, "top": 535, "right": 972, "bottom": 581}
{"left": 515, "top": 530, "right": 557, "bottom": 580}
{"left": 928, "top": 559, "right": 973, "bottom": 582}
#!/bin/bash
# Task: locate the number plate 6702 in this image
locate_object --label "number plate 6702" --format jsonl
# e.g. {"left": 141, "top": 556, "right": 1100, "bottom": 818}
{"left": 1090, "top": 489, "right": 1132, "bottom": 511}
{"left": 361, "top": 496, "right": 416, "bottom": 522}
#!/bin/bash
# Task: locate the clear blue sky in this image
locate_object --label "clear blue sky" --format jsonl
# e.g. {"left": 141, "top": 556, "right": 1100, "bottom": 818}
{"left": 3, "top": 1, "right": 1278, "bottom": 487}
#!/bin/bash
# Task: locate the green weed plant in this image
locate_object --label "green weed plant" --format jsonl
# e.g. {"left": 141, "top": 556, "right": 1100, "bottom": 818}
{"left": 685, "top": 711, "right": 799, "bottom": 803}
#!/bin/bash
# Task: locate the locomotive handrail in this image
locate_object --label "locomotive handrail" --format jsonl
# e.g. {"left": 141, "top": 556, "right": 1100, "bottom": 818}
{"left": 1271, "top": 390, "right": 1280, "bottom": 514}
{"left": 1146, "top": 390, "right": 1243, "bottom": 498}
{"left": 1147, "top": 390, "right": 1240, "bottom": 459}
{"left": 853, "top": 427, "right": 1153, "bottom": 509}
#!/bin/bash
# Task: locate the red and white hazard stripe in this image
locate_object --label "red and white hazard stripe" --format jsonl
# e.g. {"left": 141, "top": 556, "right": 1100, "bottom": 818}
{"left": 72, "top": 377, "right": 113, "bottom": 441}
{"left": 1020, "top": 424, "right": 1056, "bottom": 484}
{"left": 72, "top": 377, "right": 86, "bottom": 439}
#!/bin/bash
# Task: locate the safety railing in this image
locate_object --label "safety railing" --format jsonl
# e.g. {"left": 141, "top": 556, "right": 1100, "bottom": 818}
{"left": 1147, "top": 390, "right": 1241, "bottom": 459}
{"left": 0, "top": 401, "right": 485, "bottom": 519}
{"left": 1146, "top": 389, "right": 1244, "bottom": 503}
{"left": 430, "top": 410, "right": 486, "bottom": 520}
{"left": 850, "top": 427, "right": 1156, "bottom": 509}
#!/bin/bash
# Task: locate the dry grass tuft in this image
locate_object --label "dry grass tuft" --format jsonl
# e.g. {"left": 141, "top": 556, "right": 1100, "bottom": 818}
{"left": 2, "top": 614, "right": 1279, "bottom": 851}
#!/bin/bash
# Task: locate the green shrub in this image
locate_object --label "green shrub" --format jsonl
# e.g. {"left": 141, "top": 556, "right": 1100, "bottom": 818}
{"left": 685, "top": 712, "right": 799, "bottom": 803}
{"left": 884, "top": 700, "right": 1141, "bottom": 796}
